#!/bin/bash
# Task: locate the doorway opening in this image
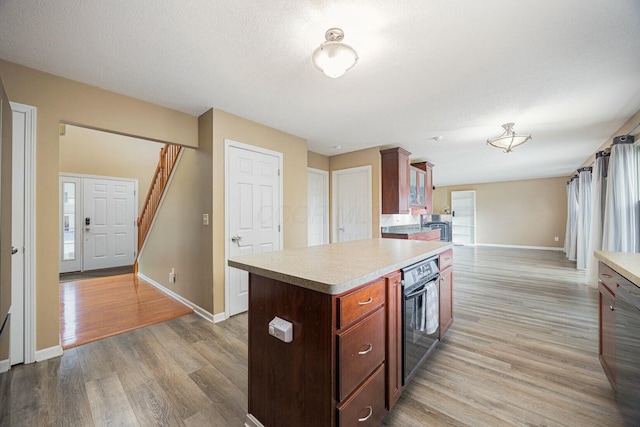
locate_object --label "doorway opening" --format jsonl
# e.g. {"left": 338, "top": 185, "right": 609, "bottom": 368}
{"left": 58, "top": 124, "right": 190, "bottom": 349}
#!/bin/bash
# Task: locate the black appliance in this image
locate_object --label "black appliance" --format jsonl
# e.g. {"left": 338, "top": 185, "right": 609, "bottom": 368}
{"left": 401, "top": 255, "right": 439, "bottom": 384}
{"left": 615, "top": 279, "right": 640, "bottom": 425}
{"left": 422, "top": 221, "right": 452, "bottom": 242}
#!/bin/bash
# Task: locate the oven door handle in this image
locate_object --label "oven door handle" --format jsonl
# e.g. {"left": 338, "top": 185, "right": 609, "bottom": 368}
{"left": 404, "top": 284, "right": 427, "bottom": 300}
{"left": 404, "top": 279, "right": 438, "bottom": 299}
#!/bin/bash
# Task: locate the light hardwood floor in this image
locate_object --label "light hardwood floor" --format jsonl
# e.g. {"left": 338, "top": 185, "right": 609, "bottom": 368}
{"left": 60, "top": 274, "right": 193, "bottom": 349}
{"left": 0, "top": 247, "right": 623, "bottom": 426}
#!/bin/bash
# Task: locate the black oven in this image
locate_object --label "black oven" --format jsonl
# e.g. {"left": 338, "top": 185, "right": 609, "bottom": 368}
{"left": 402, "top": 256, "right": 439, "bottom": 384}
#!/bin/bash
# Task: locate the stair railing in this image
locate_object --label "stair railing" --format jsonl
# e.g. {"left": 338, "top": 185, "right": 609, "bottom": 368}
{"left": 134, "top": 143, "right": 182, "bottom": 273}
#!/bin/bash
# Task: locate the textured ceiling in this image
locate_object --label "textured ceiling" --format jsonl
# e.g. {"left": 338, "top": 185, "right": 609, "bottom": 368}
{"left": 1, "top": 0, "right": 639, "bottom": 186}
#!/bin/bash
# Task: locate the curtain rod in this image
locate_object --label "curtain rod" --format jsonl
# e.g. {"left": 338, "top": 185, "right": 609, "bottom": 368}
{"left": 627, "top": 121, "right": 640, "bottom": 136}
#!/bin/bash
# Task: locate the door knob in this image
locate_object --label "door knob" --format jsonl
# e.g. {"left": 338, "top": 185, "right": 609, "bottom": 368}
{"left": 338, "top": 227, "right": 344, "bottom": 232}
{"left": 11, "top": 247, "right": 18, "bottom": 255}
{"left": 231, "top": 235, "right": 242, "bottom": 244}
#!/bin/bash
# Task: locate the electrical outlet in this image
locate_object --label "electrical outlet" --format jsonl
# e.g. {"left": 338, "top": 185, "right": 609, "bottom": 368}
{"left": 169, "top": 268, "right": 176, "bottom": 283}
{"left": 203, "top": 213, "right": 209, "bottom": 226}
{"left": 554, "top": 236, "right": 559, "bottom": 242}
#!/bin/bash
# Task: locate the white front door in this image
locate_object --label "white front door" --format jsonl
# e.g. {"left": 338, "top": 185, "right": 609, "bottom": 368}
{"left": 307, "top": 168, "right": 329, "bottom": 246}
{"left": 83, "top": 177, "right": 136, "bottom": 270}
{"left": 59, "top": 176, "right": 82, "bottom": 273}
{"left": 332, "top": 166, "right": 372, "bottom": 243}
{"left": 226, "top": 141, "right": 282, "bottom": 317}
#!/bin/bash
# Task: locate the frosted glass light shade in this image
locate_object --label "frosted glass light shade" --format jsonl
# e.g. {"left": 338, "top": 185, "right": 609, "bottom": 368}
{"left": 486, "top": 123, "right": 532, "bottom": 153}
{"left": 312, "top": 28, "right": 358, "bottom": 78}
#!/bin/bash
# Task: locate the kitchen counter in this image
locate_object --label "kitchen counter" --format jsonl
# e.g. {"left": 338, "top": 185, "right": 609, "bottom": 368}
{"left": 228, "top": 238, "right": 452, "bottom": 295}
{"left": 595, "top": 251, "right": 640, "bottom": 288}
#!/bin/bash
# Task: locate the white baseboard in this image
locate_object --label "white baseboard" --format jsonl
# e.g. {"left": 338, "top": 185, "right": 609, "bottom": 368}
{"left": 137, "top": 273, "right": 215, "bottom": 323}
{"left": 35, "top": 345, "right": 63, "bottom": 362}
{"left": 0, "top": 358, "right": 10, "bottom": 373}
{"left": 213, "top": 312, "right": 226, "bottom": 323}
{"left": 474, "top": 243, "right": 564, "bottom": 251}
{"left": 245, "top": 414, "right": 265, "bottom": 427}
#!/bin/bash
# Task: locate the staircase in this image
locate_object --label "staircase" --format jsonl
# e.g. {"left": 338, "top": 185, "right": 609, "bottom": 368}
{"left": 134, "top": 143, "right": 182, "bottom": 273}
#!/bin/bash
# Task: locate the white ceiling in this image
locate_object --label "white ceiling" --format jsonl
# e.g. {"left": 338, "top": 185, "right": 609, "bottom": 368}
{"left": 1, "top": 0, "right": 639, "bottom": 186}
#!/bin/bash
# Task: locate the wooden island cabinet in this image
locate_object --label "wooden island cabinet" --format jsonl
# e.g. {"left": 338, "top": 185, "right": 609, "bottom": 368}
{"left": 229, "top": 239, "right": 454, "bottom": 427}
{"left": 598, "top": 262, "right": 618, "bottom": 390}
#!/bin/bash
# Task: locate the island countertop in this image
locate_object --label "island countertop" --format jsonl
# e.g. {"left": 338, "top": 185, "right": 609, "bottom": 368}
{"left": 595, "top": 251, "right": 640, "bottom": 288}
{"left": 228, "top": 238, "right": 453, "bottom": 295}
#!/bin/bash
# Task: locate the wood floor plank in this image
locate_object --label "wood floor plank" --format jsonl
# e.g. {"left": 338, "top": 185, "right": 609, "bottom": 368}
{"left": 85, "top": 372, "right": 139, "bottom": 426}
{"left": 129, "top": 327, "right": 213, "bottom": 420}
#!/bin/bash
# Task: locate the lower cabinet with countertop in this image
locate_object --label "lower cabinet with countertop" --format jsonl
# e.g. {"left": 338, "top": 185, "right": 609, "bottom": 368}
{"left": 595, "top": 251, "right": 640, "bottom": 426}
{"left": 230, "top": 238, "right": 453, "bottom": 427}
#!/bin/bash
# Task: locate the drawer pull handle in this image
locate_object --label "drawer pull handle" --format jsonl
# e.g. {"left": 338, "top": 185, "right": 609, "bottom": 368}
{"left": 601, "top": 273, "right": 613, "bottom": 278}
{"left": 358, "top": 406, "right": 373, "bottom": 422}
{"left": 358, "top": 297, "right": 373, "bottom": 306}
{"left": 358, "top": 344, "right": 373, "bottom": 355}
{"left": 609, "top": 305, "right": 615, "bottom": 312}
{"left": 444, "top": 257, "right": 451, "bottom": 261}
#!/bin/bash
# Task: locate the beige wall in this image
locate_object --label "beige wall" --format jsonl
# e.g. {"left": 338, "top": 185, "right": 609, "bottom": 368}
{"left": 434, "top": 177, "right": 567, "bottom": 248}
{"left": 211, "top": 109, "right": 308, "bottom": 315}
{"left": 59, "top": 125, "right": 163, "bottom": 214}
{"left": 329, "top": 147, "right": 382, "bottom": 239}
{"left": 308, "top": 151, "right": 329, "bottom": 171}
{"left": 138, "top": 110, "right": 214, "bottom": 312}
{"left": 0, "top": 59, "right": 198, "bottom": 351}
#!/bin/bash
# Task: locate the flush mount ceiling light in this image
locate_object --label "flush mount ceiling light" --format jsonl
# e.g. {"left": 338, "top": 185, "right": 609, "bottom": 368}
{"left": 486, "top": 122, "right": 532, "bottom": 153}
{"left": 312, "top": 28, "right": 358, "bottom": 78}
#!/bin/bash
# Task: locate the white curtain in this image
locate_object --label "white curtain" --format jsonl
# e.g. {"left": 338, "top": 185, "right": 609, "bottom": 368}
{"left": 576, "top": 167, "right": 592, "bottom": 270}
{"left": 585, "top": 152, "right": 608, "bottom": 285}
{"left": 602, "top": 136, "right": 640, "bottom": 252}
{"left": 567, "top": 177, "right": 579, "bottom": 261}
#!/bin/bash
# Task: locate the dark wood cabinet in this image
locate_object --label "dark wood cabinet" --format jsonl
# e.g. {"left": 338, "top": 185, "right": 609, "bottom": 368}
{"left": 384, "top": 271, "right": 402, "bottom": 410}
{"left": 248, "top": 273, "right": 388, "bottom": 426}
{"left": 439, "top": 249, "right": 453, "bottom": 339}
{"left": 381, "top": 148, "right": 410, "bottom": 214}
{"left": 598, "top": 262, "right": 617, "bottom": 390}
{"left": 411, "top": 161, "right": 434, "bottom": 214}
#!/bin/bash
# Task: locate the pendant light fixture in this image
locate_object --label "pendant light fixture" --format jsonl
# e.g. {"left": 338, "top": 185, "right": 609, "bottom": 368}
{"left": 486, "top": 122, "right": 532, "bottom": 153}
{"left": 312, "top": 28, "right": 358, "bottom": 78}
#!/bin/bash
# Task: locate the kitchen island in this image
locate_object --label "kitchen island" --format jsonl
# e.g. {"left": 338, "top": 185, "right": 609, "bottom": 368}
{"left": 229, "top": 238, "right": 453, "bottom": 427}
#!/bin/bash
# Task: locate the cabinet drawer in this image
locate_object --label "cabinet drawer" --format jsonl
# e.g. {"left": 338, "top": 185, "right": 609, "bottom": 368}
{"left": 439, "top": 249, "right": 453, "bottom": 270}
{"left": 337, "top": 364, "right": 386, "bottom": 427}
{"left": 599, "top": 263, "right": 618, "bottom": 293}
{"left": 338, "top": 279, "right": 385, "bottom": 328}
{"left": 337, "top": 308, "right": 386, "bottom": 401}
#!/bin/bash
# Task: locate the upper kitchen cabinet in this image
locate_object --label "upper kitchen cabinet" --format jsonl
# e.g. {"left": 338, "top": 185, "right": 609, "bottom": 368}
{"left": 381, "top": 148, "right": 411, "bottom": 214}
{"left": 410, "top": 161, "right": 434, "bottom": 214}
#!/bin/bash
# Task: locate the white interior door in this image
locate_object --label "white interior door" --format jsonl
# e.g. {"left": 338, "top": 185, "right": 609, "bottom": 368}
{"left": 307, "top": 168, "right": 329, "bottom": 246}
{"left": 9, "top": 102, "right": 35, "bottom": 367}
{"left": 451, "top": 190, "right": 477, "bottom": 245}
{"left": 10, "top": 108, "right": 24, "bottom": 365}
{"left": 226, "top": 141, "right": 282, "bottom": 317}
{"left": 332, "top": 166, "right": 372, "bottom": 243}
{"left": 83, "top": 177, "right": 136, "bottom": 270}
{"left": 59, "top": 176, "right": 82, "bottom": 273}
